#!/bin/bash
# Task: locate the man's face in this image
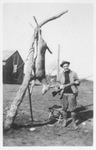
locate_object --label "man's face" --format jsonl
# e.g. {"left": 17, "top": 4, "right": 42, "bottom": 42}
{"left": 63, "top": 63, "right": 69, "bottom": 72}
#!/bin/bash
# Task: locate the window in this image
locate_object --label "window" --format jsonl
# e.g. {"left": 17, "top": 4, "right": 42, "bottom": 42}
{"left": 13, "top": 64, "right": 17, "bottom": 73}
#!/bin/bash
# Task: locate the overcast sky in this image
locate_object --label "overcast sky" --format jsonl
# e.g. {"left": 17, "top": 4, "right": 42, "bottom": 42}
{"left": 3, "top": 2, "right": 94, "bottom": 79}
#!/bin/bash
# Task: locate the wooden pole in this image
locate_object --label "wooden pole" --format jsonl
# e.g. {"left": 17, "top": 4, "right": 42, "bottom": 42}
{"left": 57, "top": 44, "right": 60, "bottom": 81}
{"left": 4, "top": 10, "right": 68, "bottom": 130}
{"left": 28, "top": 85, "right": 33, "bottom": 122}
{"left": 28, "top": 80, "right": 35, "bottom": 121}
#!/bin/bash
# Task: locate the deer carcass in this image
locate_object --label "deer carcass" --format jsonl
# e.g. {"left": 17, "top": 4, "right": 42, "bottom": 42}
{"left": 30, "top": 29, "right": 52, "bottom": 94}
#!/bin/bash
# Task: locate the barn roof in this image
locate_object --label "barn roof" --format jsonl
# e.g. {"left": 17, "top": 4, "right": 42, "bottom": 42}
{"left": 3, "top": 50, "right": 24, "bottom": 62}
{"left": 3, "top": 50, "right": 17, "bottom": 61}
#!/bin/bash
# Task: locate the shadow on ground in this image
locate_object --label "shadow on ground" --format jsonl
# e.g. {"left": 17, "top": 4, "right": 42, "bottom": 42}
{"left": 76, "top": 104, "right": 93, "bottom": 125}
{"left": 4, "top": 103, "right": 93, "bottom": 132}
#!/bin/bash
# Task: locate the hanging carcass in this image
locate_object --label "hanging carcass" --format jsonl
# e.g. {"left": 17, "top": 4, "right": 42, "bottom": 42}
{"left": 30, "top": 28, "right": 52, "bottom": 94}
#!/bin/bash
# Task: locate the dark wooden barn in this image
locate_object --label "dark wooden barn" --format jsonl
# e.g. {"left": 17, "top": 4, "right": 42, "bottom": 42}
{"left": 3, "top": 50, "right": 24, "bottom": 84}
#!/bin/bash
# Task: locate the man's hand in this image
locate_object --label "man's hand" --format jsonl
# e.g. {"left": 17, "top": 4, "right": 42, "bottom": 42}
{"left": 74, "top": 80, "right": 80, "bottom": 85}
{"left": 60, "top": 85, "right": 65, "bottom": 90}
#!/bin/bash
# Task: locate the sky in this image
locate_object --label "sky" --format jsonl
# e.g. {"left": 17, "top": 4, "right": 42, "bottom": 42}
{"left": 3, "top": 2, "right": 94, "bottom": 79}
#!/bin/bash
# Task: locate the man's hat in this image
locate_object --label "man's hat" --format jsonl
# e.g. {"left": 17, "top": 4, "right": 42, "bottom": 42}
{"left": 60, "top": 60, "right": 70, "bottom": 67}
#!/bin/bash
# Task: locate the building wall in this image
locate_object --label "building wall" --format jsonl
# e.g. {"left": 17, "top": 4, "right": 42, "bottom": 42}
{"left": 3, "top": 51, "right": 24, "bottom": 84}
{"left": 3, "top": 56, "right": 13, "bottom": 83}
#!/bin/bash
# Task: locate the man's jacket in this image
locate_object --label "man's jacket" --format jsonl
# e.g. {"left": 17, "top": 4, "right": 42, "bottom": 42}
{"left": 58, "top": 70, "right": 80, "bottom": 94}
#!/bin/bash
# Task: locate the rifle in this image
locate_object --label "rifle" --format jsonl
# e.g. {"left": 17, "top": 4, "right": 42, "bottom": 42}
{"left": 52, "top": 75, "right": 93, "bottom": 98}
{"left": 52, "top": 81, "right": 76, "bottom": 98}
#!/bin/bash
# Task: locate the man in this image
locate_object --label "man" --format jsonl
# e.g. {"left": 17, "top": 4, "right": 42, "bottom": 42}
{"left": 58, "top": 60, "right": 80, "bottom": 129}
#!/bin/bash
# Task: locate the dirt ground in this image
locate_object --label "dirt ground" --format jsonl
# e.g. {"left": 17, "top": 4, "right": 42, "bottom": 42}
{"left": 3, "top": 80, "right": 93, "bottom": 146}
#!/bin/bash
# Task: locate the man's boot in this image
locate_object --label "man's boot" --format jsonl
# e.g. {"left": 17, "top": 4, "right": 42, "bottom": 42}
{"left": 71, "top": 111, "right": 78, "bottom": 129}
{"left": 62, "top": 111, "right": 67, "bottom": 127}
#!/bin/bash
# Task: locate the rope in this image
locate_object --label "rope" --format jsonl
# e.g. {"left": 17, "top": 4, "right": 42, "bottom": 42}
{"left": 15, "top": 48, "right": 34, "bottom": 70}
{"left": 12, "top": 48, "right": 34, "bottom": 81}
